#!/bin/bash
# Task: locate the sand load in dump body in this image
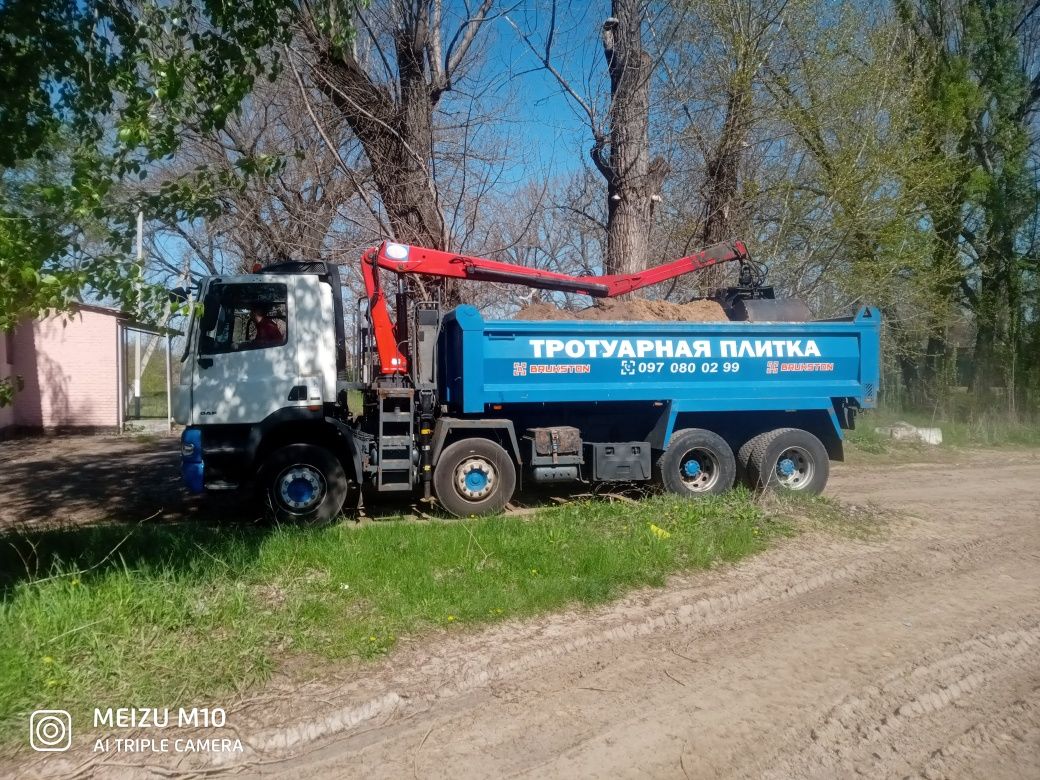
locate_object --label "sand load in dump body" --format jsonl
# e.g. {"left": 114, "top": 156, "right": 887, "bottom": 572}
{"left": 439, "top": 304, "right": 880, "bottom": 449}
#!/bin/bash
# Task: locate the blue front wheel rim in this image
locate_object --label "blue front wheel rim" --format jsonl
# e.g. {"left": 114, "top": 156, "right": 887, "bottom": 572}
{"left": 276, "top": 465, "right": 327, "bottom": 513}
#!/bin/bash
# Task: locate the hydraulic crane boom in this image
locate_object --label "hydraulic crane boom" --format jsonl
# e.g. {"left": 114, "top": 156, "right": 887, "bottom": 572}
{"left": 361, "top": 239, "right": 751, "bottom": 375}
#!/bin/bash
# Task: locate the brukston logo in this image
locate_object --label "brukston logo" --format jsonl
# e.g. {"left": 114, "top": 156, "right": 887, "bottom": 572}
{"left": 30, "top": 710, "right": 72, "bottom": 752}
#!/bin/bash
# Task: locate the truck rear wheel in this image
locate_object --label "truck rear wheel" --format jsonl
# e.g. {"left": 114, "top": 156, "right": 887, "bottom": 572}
{"left": 433, "top": 438, "right": 516, "bottom": 518}
{"left": 745, "top": 428, "right": 829, "bottom": 494}
{"left": 736, "top": 438, "right": 754, "bottom": 486}
{"left": 259, "top": 444, "right": 349, "bottom": 525}
{"left": 655, "top": 428, "right": 736, "bottom": 497}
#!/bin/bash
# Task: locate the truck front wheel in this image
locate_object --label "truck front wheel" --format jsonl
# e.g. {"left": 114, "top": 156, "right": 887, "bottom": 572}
{"left": 745, "top": 428, "right": 829, "bottom": 494}
{"left": 259, "top": 444, "right": 349, "bottom": 525}
{"left": 655, "top": 428, "right": 736, "bottom": 497}
{"left": 433, "top": 438, "right": 517, "bottom": 518}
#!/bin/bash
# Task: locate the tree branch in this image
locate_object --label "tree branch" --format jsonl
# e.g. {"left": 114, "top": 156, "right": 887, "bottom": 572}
{"left": 283, "top": 44, "right": 391, "bottom": 238}
{"left": 444, "top": 0, "right": 494, "bottom": 82}
{"left": 503, "top": 12, "right": 598, "bottom": 130}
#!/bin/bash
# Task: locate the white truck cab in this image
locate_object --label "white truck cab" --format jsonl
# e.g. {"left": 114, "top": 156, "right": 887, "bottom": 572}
{"left": 177, "top": 262, "right": 360, "bottom": 519}
{"left": 176, "top": 272, "right": 339, "bottom": 427}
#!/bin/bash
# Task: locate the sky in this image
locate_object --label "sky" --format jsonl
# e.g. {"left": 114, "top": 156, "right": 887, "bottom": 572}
{"left": 473, "top": 2, "right": 612, "bottom": 180}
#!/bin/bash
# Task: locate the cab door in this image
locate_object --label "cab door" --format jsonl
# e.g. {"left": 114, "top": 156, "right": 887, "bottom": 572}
{"left": 190, "top": 279, "right": 298, "bottom": 425}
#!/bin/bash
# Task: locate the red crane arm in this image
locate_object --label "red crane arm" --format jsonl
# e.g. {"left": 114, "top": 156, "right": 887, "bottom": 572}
{"left": 361, "top": 239, "right": 749, "bottom": 375}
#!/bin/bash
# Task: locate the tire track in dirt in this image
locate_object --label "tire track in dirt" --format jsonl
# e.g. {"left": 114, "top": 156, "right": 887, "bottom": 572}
{"left": 763, "top": 624, "right": 1040, "bottom": 778}
{"left": 914, "top": 688, "right": 1040, "bottom": 779}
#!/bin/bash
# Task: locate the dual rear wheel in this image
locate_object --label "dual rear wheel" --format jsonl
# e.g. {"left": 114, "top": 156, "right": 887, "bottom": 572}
{"left": 737, "top": 427, "right": 829, "bottom": 494}
{"left": 656, "top": 427, "right": 829, "bottom": 497}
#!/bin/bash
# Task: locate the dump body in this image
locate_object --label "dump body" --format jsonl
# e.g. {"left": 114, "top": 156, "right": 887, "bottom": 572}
{"left": 440, "top": 305, "right": 880, "bottom": 440}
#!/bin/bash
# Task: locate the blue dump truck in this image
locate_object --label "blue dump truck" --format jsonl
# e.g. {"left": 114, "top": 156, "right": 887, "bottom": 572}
{"left": 176, "top": 241, "right": 881, "bottom": 523}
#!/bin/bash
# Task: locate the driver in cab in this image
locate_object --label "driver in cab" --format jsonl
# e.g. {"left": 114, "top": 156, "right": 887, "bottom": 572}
{"left": 250, "top": 305, "right": 282, "bottom": 346}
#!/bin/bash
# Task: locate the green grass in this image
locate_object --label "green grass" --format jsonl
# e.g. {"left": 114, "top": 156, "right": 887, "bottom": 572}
{"left": 0, "top": 493, "right": 785, "bottom": 743}
{"left": 847, "top": 406, "right": 1040, "bottom": 454}
{"left": 125, "top": 339, "right": 178, "bottom": 419}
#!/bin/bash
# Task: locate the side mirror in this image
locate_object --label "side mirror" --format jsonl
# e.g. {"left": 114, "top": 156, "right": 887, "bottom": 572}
{"left": 199, "top": 289, "right": 220, "bottom": 332}
{"left": 168, "top": 287, "right": 189, "bottom": 303}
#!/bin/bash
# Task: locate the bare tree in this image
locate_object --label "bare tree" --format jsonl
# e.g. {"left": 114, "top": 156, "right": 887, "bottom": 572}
{"left": 297, "top": 0, "right": 495, "bottom": 255}
{"left": 142, "top": 67, "right": 373, "bottom": 287}
{"left": 509, "top": 0, "right": 668, "bottom": 281}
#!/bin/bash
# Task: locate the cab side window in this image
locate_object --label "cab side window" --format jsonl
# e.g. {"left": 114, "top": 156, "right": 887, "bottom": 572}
{"left": 200, "top": 283, "right": 288, "bottom": 355}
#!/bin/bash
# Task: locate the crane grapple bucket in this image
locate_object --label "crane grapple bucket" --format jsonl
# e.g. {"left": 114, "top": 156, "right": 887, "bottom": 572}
{"left": 730, "top": 297, "right": 812, "bottom": 322}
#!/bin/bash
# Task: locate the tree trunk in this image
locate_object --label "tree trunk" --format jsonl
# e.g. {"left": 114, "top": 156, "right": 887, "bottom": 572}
{"left": 594, "top": 1, "right": 667, "bottom": 279}
{"left": 313, "top": 39, "right": 444, "bottom": 251}
{"left": 971, "top": 261, "right": 1000, "bottom": 406}
{"left": 693, "top": 70, "right": 752, "bottom": 292}
{"left": 700, "top": 77, "right": 750, "bottom": 246}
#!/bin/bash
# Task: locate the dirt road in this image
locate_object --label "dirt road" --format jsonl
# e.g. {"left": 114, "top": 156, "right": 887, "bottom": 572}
{"left": 249, "top": 451, "right": 1040, "bottom": 780}
{"left": 14, "top": 450, "right": 1040, "bottom": 779}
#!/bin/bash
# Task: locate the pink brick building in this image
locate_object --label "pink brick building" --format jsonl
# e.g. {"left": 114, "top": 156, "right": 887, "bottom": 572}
{"left": 0, "top": 304, "right": 169, "bottom": 436}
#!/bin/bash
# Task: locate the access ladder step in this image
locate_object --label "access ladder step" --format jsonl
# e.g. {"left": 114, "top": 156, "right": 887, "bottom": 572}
{"left": 378, "top": 458, "right": 412, "bottom": 470}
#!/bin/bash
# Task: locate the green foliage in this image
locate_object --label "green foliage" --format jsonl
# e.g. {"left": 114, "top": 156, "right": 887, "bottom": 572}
{"left": 0, "top": 376, "right": 24, "bottom": 408}
{"left": 0, "top": 0, "right": 299, "bottom": 328}
{"left": 894, "top": 0, "right": 1040, "bottom": 410}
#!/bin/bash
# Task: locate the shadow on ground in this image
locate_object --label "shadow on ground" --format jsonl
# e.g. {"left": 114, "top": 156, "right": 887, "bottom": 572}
{"left": 0, "top": 434, "right": 252, "bottom": 533}
{"left": 0, "top": 518, "right": 278, "bottom": 597}
{"left": 0, "top": 433, "right": 653, "bottom": 593}
{"left": 0, "top": 434, "right": 272, "bottom": 594}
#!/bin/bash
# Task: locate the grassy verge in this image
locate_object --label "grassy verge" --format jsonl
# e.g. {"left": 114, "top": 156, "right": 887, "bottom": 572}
{"left": 0, "top": 492, "right": 789, "bottom": 744}
{"left": 846, "top": 407, "right": 1040, "bottom": 456}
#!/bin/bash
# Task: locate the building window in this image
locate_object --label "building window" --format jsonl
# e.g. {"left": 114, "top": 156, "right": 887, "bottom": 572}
{"left": 3, "top": 328, "right": 13, "bottom": 365}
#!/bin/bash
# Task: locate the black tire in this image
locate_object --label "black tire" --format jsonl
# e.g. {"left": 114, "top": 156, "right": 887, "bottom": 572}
{"left": 736, "top": 436, "right": 758, "bottom": 487}
{"left": 654, "top": 428, "right": 737, "bottom": 497}
{"left": 433, "top": 438, "right": 517, "bottom": 518}
{"left": 259, "top": 444, "right": 349, "bottom": 525}
{"left": 745, "top": 428, "right": 829, "bottom": 494}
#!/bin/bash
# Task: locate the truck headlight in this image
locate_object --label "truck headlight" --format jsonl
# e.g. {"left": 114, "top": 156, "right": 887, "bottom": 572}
{"left": 180, "top": 428, "right": 202, "bottom": 461}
